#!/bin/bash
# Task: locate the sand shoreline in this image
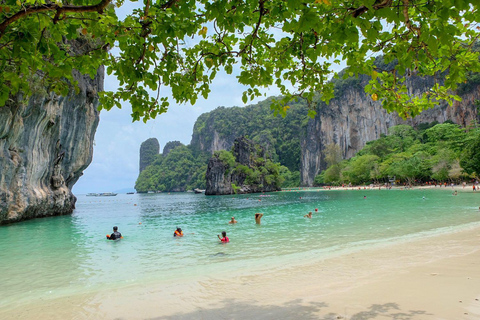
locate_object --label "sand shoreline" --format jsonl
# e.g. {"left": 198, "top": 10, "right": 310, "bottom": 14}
{"left": 283, "top": 183, "right": 480, "bottom": 193}
{"left": 3, "top": 222, "right": 480, "bottom": 319}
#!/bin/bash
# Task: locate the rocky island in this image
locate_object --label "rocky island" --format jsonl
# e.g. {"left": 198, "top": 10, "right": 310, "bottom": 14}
{"left": 205, "top": 137, "right": 283, "bottom": 195}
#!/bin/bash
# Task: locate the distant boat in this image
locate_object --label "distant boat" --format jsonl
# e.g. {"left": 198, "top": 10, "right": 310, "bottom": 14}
{"left": 147, "top": 191, "right": 155, "bottom": 194}
{"left": 86, "top": 193, "right": 99, "bottom": 196}
{"left": 194, "top": 188, "right": 205, "bottom": 194}
{"left": 99, "top": 192, "right": 117, "bottom": 196}
{"left": 126, "top": 192, "right": 135, "bottom": 194}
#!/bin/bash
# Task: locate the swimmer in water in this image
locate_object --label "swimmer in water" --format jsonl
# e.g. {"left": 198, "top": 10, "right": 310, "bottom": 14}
{"left": 229, "top": 217, "right": 238, "bottom": 224}
{"left": 304, "top": 212, "right": 313, "bottom": 218}
{"left": 255, "top": 213, "right": 263, "bottom": 224}
{"left": 173, "top": 227, "right": 184, "bottom": 237}
{"left": 106, "top": 226, "right": 123, "bottom": 240}
{"left": 217, "top": 231, "right": 229, "bottom": 243}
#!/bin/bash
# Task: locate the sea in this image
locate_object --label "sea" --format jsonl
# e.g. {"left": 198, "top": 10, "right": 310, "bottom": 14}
{"left": 1, "top": 188, "right": 479, "bottom": 312}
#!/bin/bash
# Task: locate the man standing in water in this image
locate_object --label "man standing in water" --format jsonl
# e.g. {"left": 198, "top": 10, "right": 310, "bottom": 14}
{"left": 107, "top": 226, "right": 122, "bottom": 240}
{"left": 229, "top": 217, "right": 238, "bottom": 224}
{"left": 255, "top": 213, "right": 263, "bottom": 224}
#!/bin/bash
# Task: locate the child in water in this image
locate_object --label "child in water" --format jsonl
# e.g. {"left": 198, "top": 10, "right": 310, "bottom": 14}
{"left": 217, "top": 231, "right": 229, "bottom": 242}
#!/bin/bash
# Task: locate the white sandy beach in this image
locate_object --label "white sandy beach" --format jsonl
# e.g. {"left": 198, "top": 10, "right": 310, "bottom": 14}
{"left": 3, "top": 221, "right": 480, "bottom": 320}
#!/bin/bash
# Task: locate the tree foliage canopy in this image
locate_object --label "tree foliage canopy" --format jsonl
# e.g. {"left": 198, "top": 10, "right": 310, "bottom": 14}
{"left": 1, "top": 0, "right": 479, "bottom": 121}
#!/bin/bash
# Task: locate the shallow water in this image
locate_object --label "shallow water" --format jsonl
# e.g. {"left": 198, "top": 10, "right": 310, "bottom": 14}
{"left": 1, "top": 188, "right": 479, "bottom": 309}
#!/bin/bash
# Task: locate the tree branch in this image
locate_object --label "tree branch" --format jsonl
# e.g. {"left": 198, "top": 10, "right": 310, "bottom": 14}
{"left": 0, "top": 0, "right": 112, "bottom": 39}
{"left": 350, "top": 0, "right": 394, "bottom": 18}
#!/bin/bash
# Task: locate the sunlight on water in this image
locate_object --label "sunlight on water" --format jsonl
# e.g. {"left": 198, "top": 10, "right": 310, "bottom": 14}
{"left": 1, "top": 188, "right": 479, "bottom": 308}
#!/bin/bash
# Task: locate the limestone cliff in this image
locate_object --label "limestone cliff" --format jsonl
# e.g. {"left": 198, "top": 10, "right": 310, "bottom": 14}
{"left": 139, "top": 138, "right": 160, "bottom": 173}
{"left": 0, "top": 68, "right": 103, "bottom": 224}
{"left": 162, "top": 141, "right": 183, "bottom": 157}
{"left": 205, "top": 137, "right": 282, "bottom": 195}
{"left": 300, "top": 74, "right": 480, "bottom": 186}
{"left": 190, "top": 101, "right": 309, "bottom": 172}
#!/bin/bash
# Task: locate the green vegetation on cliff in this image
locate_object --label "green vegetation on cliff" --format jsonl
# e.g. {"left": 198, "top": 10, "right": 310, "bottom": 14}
{"left": 135, "top": 97, "right": 307, "bottom": 192}
{"left": 192, "top": 97, "right": 309, "bottom": 172}
{"left": 139, "top": 138, "right": 160, "bottom": 173}
{"left": 135, "top": 145, "right": 210, "bottom": 192}
{"left": 207, "top": 139, "right": 285, "bottom": 194}
{"left": 315, "top": 122, "right": 480, "bottom": 186}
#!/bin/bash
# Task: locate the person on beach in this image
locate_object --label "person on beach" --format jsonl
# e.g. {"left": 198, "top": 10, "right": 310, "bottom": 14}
{"left": 106, "top": 226, "right": 123, "bottom": 240}
{"left": 173, "top": 227, "right": 184, "bottom": 237}
{"left": 255, "top": 213, "right": 263, "bottom": 224}
{"left": 229, "top": 217, "right": 238, "bottom": 224}
{"left": 304, "top": 212, "right": 313, "bottom": 218}
{"left": 217, "top": 231, "right": 229, "bottom": 242}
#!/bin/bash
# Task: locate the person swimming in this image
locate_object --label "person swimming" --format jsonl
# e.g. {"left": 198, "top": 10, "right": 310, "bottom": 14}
{"left": 304, "top": 212, "right": 312, "bottom": 218}
{"left": 255, "top": 213, "right": 263, "bottom": 224}
{"left": 174, "top": 227, "right": 184, "bottom": 237}
{"left": 106, "top": 226, "right": 123, "bottom": 240}
{"left": 229, "top": 217, "right": 238, "bottom": 224}
{"left": 217, "top": 231, "right": 229, "bottom": 243}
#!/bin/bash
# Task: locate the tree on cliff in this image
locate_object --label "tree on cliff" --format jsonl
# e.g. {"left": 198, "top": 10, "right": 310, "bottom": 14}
{"left": 1, "top": 0, "right": 479, "bottom": 121}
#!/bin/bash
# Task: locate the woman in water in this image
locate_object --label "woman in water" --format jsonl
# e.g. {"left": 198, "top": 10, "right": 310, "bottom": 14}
{"left": 217, "top": 231, "right": 229, "bottom": 242}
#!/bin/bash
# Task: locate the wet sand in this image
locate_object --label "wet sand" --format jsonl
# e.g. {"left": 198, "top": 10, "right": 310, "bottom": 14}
{"left": 3, "top": 223, "right": 480, "bottom": 319}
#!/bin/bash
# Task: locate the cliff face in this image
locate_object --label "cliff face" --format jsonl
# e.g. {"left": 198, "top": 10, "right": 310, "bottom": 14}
{"left": 190, "top": 109, "right": 238, "bottom": 155}
{"left": 162, "top": 141, "right": 183, "bottom": 157}
{"left": 205, "top": 157, "right": 233, "bottom": 195}
{"left": 0, "top": 68, "right": 103, "bottom": 224}
{"left": 205, "top": 137, "right": 281, "bottom": 195}
{"left": 300, "top": 75, "right": 480, "bottom": 186}
{"left": 139, "top": 138, "right": 160, "bottom": 173}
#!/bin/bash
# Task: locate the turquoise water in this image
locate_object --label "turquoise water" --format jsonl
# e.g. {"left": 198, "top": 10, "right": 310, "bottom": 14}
{"left": 1, "top": 189, "right": 479, "bottom": 310}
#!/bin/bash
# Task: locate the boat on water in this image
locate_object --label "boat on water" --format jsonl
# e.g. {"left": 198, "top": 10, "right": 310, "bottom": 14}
{"left": 98, "top": 192, "right": 118, "bottom": 196}
{"left": 86, "top": 193, "right": 99, "bottom": 196}
{"left": 194, "top": 188, "right": 205, "bottom": 194}
{"left": 126, "top": 192, "right": 135, "bottom": 194}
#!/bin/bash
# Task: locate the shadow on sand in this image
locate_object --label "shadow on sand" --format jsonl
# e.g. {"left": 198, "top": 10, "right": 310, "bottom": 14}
{"left": 142, "top": 299, "right": 431, "bottom": 320}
